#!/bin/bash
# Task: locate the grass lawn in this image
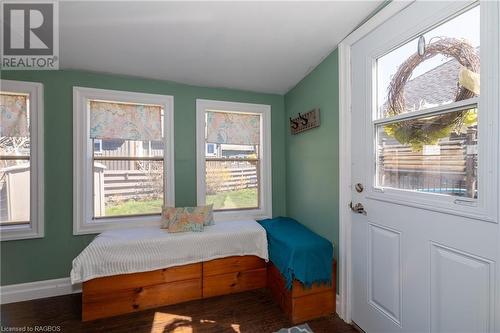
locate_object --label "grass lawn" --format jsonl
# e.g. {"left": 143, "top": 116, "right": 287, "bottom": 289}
{"left": 105, "top": 188, "right": 257, "bottom": 215}
{"left": 105, "top": 198, "right": 163, "bottom": 216}
{"left": 207, "top": 188, "right": 258, "bottom": 210}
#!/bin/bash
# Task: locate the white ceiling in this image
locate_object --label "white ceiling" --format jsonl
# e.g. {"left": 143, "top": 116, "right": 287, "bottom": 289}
{"left": 60, "top": 1, "right": 382, "bottom": 94}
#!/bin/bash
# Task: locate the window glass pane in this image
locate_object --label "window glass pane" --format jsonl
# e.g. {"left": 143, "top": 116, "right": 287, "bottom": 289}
{"left": 94, "top": 160, "right": 163, "bottom": 217}
{"left": 377, "top": 6, "right": 480, "bottom": 118}
{"left": 376, "top": 108, "right": 477, "bottom": 198}
{"left": 204, "top": 110, "right": 261, "bottom": 211}
{"left": 205, "top": 143, "right": 258, "bottom": 159}
{"left": 0, "top": 159, "right": 30, "bottom": 224}
{"left": 205, "top": 160, "right": 259, "bottom": 210}
{"left": 1, "top": 92, "right": 31, "bottom": 225}
{"left": 0, "top": 136, "right": 30, "bottom": 157}
{"left": 90, "top": 99, "right": 165, "bottom": 219}
{"left": 1, "top": 93, "right": 29, "bottom": 137}
{"left": 207, "top": 144, "right": 215, "bottom": 155}
{"left": 93, "top": 139, "right": 164, "bottom": 158}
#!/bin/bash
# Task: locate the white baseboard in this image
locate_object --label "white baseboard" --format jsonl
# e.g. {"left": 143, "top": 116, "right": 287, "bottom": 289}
{"left": 0, "top": 277, "right": 81, "bottom": 305}
{"left": 336, "top": 293, "right": 341, "bottom": 315}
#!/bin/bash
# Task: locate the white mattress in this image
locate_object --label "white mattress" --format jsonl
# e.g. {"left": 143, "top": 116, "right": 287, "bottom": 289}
{"left": 70, "top": 219, "right": 269, "bottom": 284}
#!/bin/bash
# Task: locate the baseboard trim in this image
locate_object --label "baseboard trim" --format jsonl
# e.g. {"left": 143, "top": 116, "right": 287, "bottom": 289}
{"left": 0, "top": 277, "right": 82, "bottom": 305}
{"left": 336, "top": 293, "right": 341, "bottom": 315}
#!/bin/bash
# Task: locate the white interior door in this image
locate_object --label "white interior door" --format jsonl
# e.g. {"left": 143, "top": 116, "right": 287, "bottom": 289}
{"left": 350, "top": 1, "right": 499, "bottom": 332}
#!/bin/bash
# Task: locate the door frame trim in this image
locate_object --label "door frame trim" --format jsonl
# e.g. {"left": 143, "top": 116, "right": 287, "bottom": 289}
{"left": 338, "top": 1, "right": 412, "bottom": 322}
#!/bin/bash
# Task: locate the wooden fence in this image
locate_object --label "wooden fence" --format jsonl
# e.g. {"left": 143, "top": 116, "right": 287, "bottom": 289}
{"left": 206, "top": 163, "right": 258, "bottom": 193}
{"left": 94, "top": 164, "right": 258, "bottom": 205}
{"left": 101, "top": 170, "right": 162, "bottom": 201}
{"left": 379, "top": 132, "right": 477, "bottom": 198}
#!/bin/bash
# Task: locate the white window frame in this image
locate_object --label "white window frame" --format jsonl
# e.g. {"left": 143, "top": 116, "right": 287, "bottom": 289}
{"left": 0, "top": 80, "right": 44, "bottom": 241}
{"left": 196, "top": 99, "right": 272, "bottom": 221}
{"left": 73, "top": 87, "right": 175, "bottom": 235}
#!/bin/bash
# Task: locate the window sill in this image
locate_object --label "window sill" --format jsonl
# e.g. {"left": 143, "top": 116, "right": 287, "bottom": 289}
{"left": 214, "top": 208, "right": 271, "bottom": 222}
{"left": 73, "top": 215, "right": 162, "bottom": 235}
{"left": 1, "top": 223, "right": 44, "bottom": 241}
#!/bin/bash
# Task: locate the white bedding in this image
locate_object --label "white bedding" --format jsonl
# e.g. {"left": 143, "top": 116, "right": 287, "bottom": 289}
{"left": 71, "top": 219, "right": 269, "bottom": 284}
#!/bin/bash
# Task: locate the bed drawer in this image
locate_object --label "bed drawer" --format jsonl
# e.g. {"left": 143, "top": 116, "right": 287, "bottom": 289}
{"left": 82, "top": 278, "right": 202, "bottom": 321}
{"left": 267, "top": 261, "right": 336, "bottom": 324}
{"left": 203, "top": 255, "right": 266, "bottom": 276}
{"left": 291, "top": 289, "right": 335, "bottom": 324}
{"left": 83, "top": 262, "right": 202, "bottom": 293}
{"left": 203, "top": 268, "right": 267, "bottom": 298}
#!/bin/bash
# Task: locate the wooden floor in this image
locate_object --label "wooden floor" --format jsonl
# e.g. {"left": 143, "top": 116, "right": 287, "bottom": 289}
{"left": 1, "top": 289, "right": 356, "bottom": 333}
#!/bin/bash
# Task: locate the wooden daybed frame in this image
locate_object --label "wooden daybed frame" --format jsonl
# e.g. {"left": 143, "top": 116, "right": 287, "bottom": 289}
{"left": 82, "top": 255, "right": 336, "bottom": 324}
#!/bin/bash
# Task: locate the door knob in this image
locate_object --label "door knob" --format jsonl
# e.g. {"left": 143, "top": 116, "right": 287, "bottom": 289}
{"left": 349, "top": 202, "right": 367, "bottom": 215}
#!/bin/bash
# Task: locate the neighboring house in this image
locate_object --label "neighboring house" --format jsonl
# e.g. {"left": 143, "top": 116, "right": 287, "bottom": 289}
{"left": 385, "top": 47, "right": 480, "bottom": 112}
{"left": 94, "top": 139, "right": 163, "bottom": 171}
{"left": 404, "top": 56, "right": 461, "bottom": 110}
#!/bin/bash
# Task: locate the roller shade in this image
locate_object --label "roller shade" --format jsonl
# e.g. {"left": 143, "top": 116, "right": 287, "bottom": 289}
{"left": 0, "top": 93, "right": 29, "bottom": 137}
{"left": 206, "top": 111, "right": 260, "bottom": 145}
{"left": 90, "top": 100, "right": 162, "bottom": 141}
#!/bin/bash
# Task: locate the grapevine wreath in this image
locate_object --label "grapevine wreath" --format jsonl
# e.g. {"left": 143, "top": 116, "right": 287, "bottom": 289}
{"left": 383, "top": 37, "right": 480, "bottom": 151}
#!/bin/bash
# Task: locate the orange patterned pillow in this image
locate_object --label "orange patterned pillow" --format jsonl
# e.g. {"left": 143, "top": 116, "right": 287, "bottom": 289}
{"left": 167, "top": 209, "right": 205, "bottom": 233}
{"left": 161, "top": 207, "right": 178, "bottom": 229}
{"left": 203, "top": 204, "right": 215, "bottom": 226}
{"left": 161, "top": 205, "right": 214, "bottom": 230}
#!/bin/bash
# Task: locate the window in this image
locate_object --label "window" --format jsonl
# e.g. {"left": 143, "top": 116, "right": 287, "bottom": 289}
{"left": 73, "top": 87, "right": 174, "bottom": 234}
{"left": 206, "top": 143, "right": 216, "bottom": 157}
{"left": 375, "top": 5, "right": 480, "bottom": 200}
{"left": 196, "top": 99, "right": 271, "bottom": 220}
{"left": 0, "top": 80, "right": 44, "bottom": 241}
{"left": 93, "top": 139, "right": 103, "bottom": 154}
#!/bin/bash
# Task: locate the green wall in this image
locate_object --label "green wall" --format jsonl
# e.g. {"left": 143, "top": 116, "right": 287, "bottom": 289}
{"left": 284, "top": 50, "right": 339, "bottom": 260}
{"left": 0, "top": 70, "right": 286, "bottom": 286}
{"left": 1, "top": 52, "right": 341, "bottom": 286}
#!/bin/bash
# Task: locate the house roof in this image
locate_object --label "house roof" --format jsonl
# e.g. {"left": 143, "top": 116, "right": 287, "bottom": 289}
{"left": 401, "top": 47, "right": 479, "bottom": 111}
{"left": 403, "top": 57, "right": 461, "bottom": 110}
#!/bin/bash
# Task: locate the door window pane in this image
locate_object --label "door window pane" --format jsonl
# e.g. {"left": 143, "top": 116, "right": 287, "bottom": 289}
{"left": 376, "top": 108, "right": 477, "bottom": 198}
{"left": 377, "top": 6, "right": 480, "bottom": 118}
